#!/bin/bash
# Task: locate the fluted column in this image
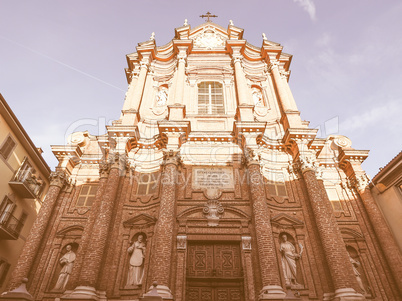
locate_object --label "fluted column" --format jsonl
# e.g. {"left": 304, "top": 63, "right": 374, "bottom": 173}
{"left": 146, "top": 150, "right": 179, "bottom": 299}
{"left": 122, "top": 60, "right": 149, "bottom": 125}
{"left": 352, "top": 174, "right": 402, "bottom": 295}
{"left": 77, "top": 153, "right": 125, "bottom": 287}
{"left": 298, "top": 154, "right": 365, "bottom": 300}
{"left": 69, "top": 163, "right": 110, "bottom": 288}
{"left": 245, "top": 149, "right": 286, "bottom": 300}
{"left": 7, "top": 171, "right": 68, "bottom": 290}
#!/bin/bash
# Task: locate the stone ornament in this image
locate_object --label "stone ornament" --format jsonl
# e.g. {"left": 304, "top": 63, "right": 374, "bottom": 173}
{"left": 351, "top": 173, "right": 370, "bottom": 192}
{"left": 183, "top": 19, "right": 188, "bottom": 26}
{"left": 177, "top": 235, "right": 187, "bottom": 250}
{"left": 162, "top": 149, "right": 181, "bottom": 166}
{"left": 330, "top": 135, "right": 352, "bottom": 149}
{"left": 203, "top": 199, "right": 224, "bottom": 227}
{"left": 252, "top": 87, "right": 263, "bottom": 107}
{"left": 49, "top": 171, "right": 68, "bottom": 188}
{"left": 279, "top": 234, "right": 302, "bottom": 287}
{"left": 156, "top": 87, "right": 168, "bottom": 106}
{"left": 194, "top": 29, "right": 225, "bottom": 49}
{"left": 242, "top": 236, "right": 252, "bottom": 250}
{"left": 149, "top": 32, "right": 155, "bottom": 40}
{"left": 262, "top": 33, "right": 268, "bottom": 40}
{"left": 53, "top": 244, "right": 76, "bottom": 291}
{"left": 244, "top": 148, "right": 260, "bottom": 165}
{"left": 126, "top": 234, "right": 146, "bottom": 287}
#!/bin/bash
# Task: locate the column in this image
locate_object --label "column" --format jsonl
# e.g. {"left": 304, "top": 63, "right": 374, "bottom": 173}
{"left": 122, "top": 59, "right": 149, "bottom": 125}
{"left": 7, "top": 171, "right": 68, "bottom": 290}
{"left": 299, "top": 155, "right": 365, "bottom": 300}
{"left": 146, "top": 150, "right": 179, "bottom": 299}
{"left": 269, "top": 61, "right": 292, "bottom": 112}
{"left": 69, "top": 163, "right": 110, "bottom": 288}
{"left": 73, "top": 153, "right": 125, "bottom": 290}
{"left": 246, "top": 150, "right": 286, "bottom": 300}
{"left": 352, "top": 175, "right": 402, "bottom": 295}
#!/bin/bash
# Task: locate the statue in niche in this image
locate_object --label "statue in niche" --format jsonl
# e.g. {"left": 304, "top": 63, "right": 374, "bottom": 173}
{"left": 252, "top": 88, "right": 263, "bottom": 107}
{"left": 348, "top": 252, "right": 367, "bottom": 294}
{"left": 280, "top": 234, "right": 301, "bottom": 286}
{"left": 53, "top": 244, "right": 76, "bottom": 291}
{"left": 126, "top": 234, "right": 146, "bottom": 287}
{"left": 156, "top": 87, "right": 168, "bottom": 106}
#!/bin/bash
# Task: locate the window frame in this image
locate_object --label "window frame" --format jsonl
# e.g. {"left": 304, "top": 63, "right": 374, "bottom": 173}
{"left": 136, "top": 172, "right": 160, "bottom": 195}
{"left": 76, "top": 184, "right": 98, "bottom": 207}
{"left": 197, "top": 81, "right": 225, "bottom": 115}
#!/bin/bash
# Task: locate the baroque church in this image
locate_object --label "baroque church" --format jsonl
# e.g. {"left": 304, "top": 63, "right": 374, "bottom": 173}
{"left": 2, "top": 17, "right": 401, "bottom": 301}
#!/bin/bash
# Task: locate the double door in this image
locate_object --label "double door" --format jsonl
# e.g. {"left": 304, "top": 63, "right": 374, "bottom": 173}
{"left": 186, "top": 242, "right": 244, "bottom": 301}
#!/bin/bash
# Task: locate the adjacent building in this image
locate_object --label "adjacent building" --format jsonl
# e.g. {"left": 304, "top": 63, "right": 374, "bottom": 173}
{"left": 2, "top": 20, "right": 401, "bottom": 301}
{"left": 0, "top": 94, "right": 50, "bottom": 292}
{"left": 371, "top": 152, "right": 402, "bottom": 252}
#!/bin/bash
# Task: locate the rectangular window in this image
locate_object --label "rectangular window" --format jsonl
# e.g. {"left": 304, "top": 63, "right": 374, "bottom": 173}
{"left": 0, "top": 136, "right": 16, "bottom": 160}
{"left": 76, "top": 185, "right": 98, "bottom": 206}
{"left": 0, "top": 259, "right": 11, "bottom": 287}
{"left": 327, "top": 188, "right": 343, "bottom": 211}
{"left": 266, "top": 181, "right": 287, "bottom": 197}
{"left": 198, "top": 82, "right": 224, "bottom": 114}
{"left": 137, "top": 172, "right": 159, "bottom": 195}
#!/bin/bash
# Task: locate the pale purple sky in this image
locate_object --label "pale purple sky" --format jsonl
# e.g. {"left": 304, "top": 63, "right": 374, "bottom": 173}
{"left": 0, "top": 0, "right": 401, "bottom": 177}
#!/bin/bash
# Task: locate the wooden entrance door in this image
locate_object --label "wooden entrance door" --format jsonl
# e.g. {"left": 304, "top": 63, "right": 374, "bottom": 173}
{"left": 186, "top": 242, "right": 244, "bottom": 301}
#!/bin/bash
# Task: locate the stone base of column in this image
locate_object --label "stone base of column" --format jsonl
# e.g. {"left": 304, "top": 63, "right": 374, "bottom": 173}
{"left": 258, "top": 285, "right": 286, "bottom": 300}
{"left": 60, "top": 286, "right": 107, "bottom": 301}
{"left": 142, "top": 284, "right": 173, "bottom": 300}
{"left": 323, "top": 288, "right": 365, "bottom": 301}
{"left": 0, "top": 279, "right": 33, "bottom": 301}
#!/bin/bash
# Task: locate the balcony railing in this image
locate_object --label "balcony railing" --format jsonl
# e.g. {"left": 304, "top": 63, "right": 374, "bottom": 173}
{"left": 9, "top": 170, "right": 43, "bottom": 199}
{"left": 0, "top": 212, "right": 24, "bottom": 240}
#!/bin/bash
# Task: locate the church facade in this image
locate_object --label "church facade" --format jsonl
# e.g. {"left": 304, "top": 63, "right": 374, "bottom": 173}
{"left": 3, "top": 20, "right": 401, "bottom": 301}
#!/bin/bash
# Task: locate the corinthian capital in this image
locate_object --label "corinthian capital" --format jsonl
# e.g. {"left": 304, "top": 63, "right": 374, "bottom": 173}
{"left": 162, "top": 149, "right": 181, "bottom": 166}
{"left": 232, "top": 53, "right": 243, "bottom": 64}
{"left": 49, "top": 171, "right": 68, "bottom": 188}
{"left": 99, "top": 161, "right": 111, "bottom": 178}
{"left": 350, "top": 173, "right": 370, "bottom": 192}
{"left": 243, "top": 148, "right": 260, "bottom": 166}
{"left": 296, "top": 154, "right": 318, "bottom": 174}
{"left": 268, "top": 60, "right": 280, "bottom": 71}
{"left": 108, "top": 151, "right": 127, "bottom": 173}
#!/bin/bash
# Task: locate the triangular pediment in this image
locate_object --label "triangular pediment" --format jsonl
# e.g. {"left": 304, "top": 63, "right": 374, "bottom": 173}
{"left": 123, "top": 213, "right": 157, "bottom": 228}
{"left": 271, "top": 213, "right": 304, "bottom": 228}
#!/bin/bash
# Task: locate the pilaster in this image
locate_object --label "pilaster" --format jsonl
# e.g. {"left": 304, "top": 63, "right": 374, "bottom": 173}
{"left": 339, "top": 150, "right": 402, "bottom": 295}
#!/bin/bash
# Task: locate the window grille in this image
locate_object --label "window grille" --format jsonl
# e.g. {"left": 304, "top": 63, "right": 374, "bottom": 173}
{"left": 76, "top": 185, "right": 98, "bottom": 206}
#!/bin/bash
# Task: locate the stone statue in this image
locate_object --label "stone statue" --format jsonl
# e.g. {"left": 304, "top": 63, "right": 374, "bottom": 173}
{"left": 348, "top": 253, "right": 367, "bottom": 294}
{"left": 229, "top": 20, "right": 234, "bottom": 26}
{"left": 149, "top": 32, "right": 155, "bottom": 40}
{"left": 262, "top": 33, "right": 268, "bottom": 40}
{"left": 184, "top": 19, "right": 188, "bottom": 26}
{"left": 126, "top": 235, "right": 146, "bottom": 287}
{"left": 280, "top": 234, "right": 300, "bottom": 286}
{"left": 156, "top": 88, "right": 168, "bottom": 106}
{"left": 53, "top": 245, "right": 76, "bottom": 291}
{"left": 252, "top": 88, "right": 263, "bottom": 106}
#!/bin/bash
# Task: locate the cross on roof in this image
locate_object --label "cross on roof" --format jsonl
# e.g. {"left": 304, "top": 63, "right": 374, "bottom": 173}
{"left": 200, "top": 12, "right": 218, "bottom": 22}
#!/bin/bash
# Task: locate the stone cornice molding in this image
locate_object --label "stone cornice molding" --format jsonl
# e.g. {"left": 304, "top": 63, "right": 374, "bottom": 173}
{"left": 49, "top": 171, "right": 68, "bottom": 188}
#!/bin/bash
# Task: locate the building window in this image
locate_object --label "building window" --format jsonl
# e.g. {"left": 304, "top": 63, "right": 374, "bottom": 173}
{"left": 266, "top": 181, "right": 287, "bottom": 197}
{"left": 0, "top": 136, "right": 16, "bottom": 160}
{"left": 327, "top": 188, "right": 343, "bottom": 211}
{"left": 198, "top": 81, "right": 224, "bottom": 114}
{"left": 137, "top": 172, "right": 159, "bottom": 195}
{"left": 0, "top": 196, "right": 15, "bottom": 226}
{"left": 76, "top": 185, "right": 98, "bottom": 206}
{"left": 0, "top": 258, "right": 11, "bottom": 287}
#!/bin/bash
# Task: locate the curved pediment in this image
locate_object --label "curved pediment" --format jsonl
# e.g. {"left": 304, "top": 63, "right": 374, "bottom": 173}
{"left": 177, "top": 204, "right": 250, "bottom": 220}
{"left": 56, "top": 225, "right": 84, "bottom": 237}
{"left": 340, "top": 227, "right": 364, "bottom": 240}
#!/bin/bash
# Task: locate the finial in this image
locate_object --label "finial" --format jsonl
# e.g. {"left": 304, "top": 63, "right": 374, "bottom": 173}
{"left": 184, "top": 19, "right": 188, "bottom": 26}
{"left": 262, "top": 33, "right": 267, "bottom": 40}
{"left": 229, "top": 20, "right": 234, "bottom": 26}
{"left": 149, "top": 32, "right": 155, "bottom": 40}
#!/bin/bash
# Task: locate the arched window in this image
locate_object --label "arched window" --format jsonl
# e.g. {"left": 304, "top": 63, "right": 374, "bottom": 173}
{"left": 198, "top": 81, "right": 224, "bottom": 114}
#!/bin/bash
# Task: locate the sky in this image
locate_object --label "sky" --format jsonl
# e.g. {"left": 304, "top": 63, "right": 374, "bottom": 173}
{"left": 0, "top": 0, "right": 401, "bottom": 178}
